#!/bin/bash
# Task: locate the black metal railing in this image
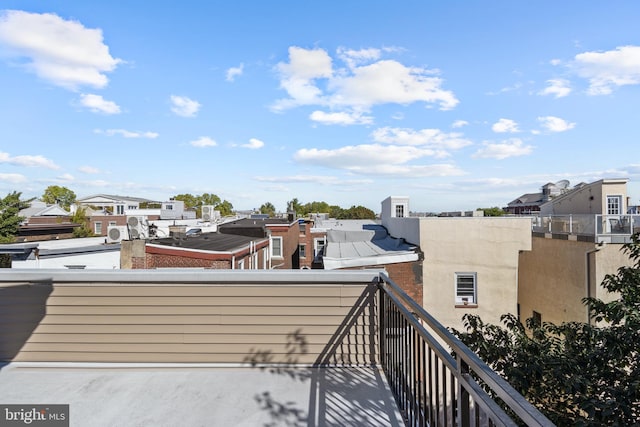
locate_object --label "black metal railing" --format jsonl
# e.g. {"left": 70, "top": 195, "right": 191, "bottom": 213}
{"left": 377, "top": 273, "right": 554, "bottom": 427}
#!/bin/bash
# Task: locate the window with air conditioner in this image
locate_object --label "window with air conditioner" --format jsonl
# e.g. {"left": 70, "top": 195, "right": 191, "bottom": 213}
{"left": 455, "top": 273, "right": 477, "bottom": 305}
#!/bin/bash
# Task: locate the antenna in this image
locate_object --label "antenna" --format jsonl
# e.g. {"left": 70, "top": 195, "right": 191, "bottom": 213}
{"left": 555, "top": 179, "right": 570, "bottom": 189}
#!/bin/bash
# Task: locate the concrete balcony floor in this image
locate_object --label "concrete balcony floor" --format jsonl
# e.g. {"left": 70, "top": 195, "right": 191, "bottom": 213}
{"left": 0, "top": 363, "right": 404, "bottom": 427}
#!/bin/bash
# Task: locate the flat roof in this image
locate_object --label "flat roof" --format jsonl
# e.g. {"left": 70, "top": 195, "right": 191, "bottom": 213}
{"left": 150, "top": 232, "right": 267, "bottom": 252}
{"left": 0, "top": 364, "right": 403, "bottom": 427}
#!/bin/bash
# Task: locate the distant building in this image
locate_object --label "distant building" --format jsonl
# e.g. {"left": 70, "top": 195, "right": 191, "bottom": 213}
{"left": 518, "top": 177, "right": 637, "bottom": 326}
{"left": 218, "top": 217, "right": 300, "bottom": 269}
{"left": 382, "top": 196, "right": 532, "bottom": 330}
{"left": 124, "top": 232, "right": 269, "bottom": 270}
{"left": 505, "top": 180, "right": 571, "bottom": 214}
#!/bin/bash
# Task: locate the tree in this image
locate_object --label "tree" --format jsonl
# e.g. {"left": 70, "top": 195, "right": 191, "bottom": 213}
{"left": 71, "top": 206, "right": 93, "bottom": 238}
{"left": 259, "top": 202, "right": 276, "bottom": 217}
{"left": 215, "top": 200, "right": 234, "bottom": 217}
{"left": 42, "top": 185, "right": 76, "bottom": 209}
{"left": 453, "top": 234, "right": 640, "bottom": 425}
{"left": 340, "top": 205, "right": 376, "bottom": 220}
{"left": 479, "top": 207, "right": 505, "bottom": 216}
{"left": 0, "top": 192, "right": 31, "bottom": 267}
{"left": 173, "top": 194, "right": 200, "bottom": 209}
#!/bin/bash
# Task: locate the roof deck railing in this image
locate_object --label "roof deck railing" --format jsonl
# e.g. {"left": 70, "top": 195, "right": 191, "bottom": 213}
{"left": 377, "top": 273, "right": 554, "bottom": 427}
{"left": 530, "top": 214, "right": 640, "bottom": 242}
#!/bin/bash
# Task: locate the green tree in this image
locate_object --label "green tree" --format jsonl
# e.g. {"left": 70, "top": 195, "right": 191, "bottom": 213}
{"left": 301, "top": 201, "right": 331, "bottom": 215}
{"left": 42, "top": 185, "right": 76, "bottom": 209}
{"left": 259, "top": 202, "right": 276, "bottom": 217}
{"left": 0, "top": 192, "right": 31, "bottom": 267}
{"left": 216, "top": 200, "right": 234, "bottom": 217}
{"left": 334, "top": 205, "right": 376, "bottom": 219}
{"left": 453, "top": 234, "right": 640, "bottom": 425}
{"left": 173, "top": 193, "right": 199, "bottom": 209}
{"left": 70, "top": 206, "right": 93, "bottom": 238}
{"left": 479, "top": 207, "right": 505, "bottom": 216}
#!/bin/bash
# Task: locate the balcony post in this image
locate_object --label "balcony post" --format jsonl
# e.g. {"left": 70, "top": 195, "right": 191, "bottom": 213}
{"left": 456, "top": 351, "right": 471, "bottom": 426}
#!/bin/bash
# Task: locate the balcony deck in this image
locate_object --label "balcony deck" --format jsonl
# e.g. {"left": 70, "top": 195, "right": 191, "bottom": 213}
{"left": 0, "top": 363, "right": 403, "bottom": 426}
{"left": 0, "top": 269, "right": 553, "bottom": 426}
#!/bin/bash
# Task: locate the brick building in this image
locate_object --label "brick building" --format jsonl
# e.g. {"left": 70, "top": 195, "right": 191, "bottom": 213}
{"left": 218, "top": 217, "right": 300, "bottom": 269}
{"left": 123, "top": 233, "right": 269, "bottom": 270}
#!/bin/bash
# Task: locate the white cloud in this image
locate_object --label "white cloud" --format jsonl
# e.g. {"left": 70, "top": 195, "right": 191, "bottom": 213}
{"left": 170, "top": 95, "right": 201, "bottom": 117}
{"left": 79, "top": 166, "right": 100, "bottom": 174}
{"left": 242, "top": 138, "right": 264, "bottom": 149}
{"left": 254, "top": 175, "right": 374, "bottom": 186}
{"left": 309, "top": 110, "right": 373, "bottom": 126}
{"left": 573, "top": 45, "right": 640, "bottom": 95}
{"left": 79, "top": 94, "right": 121, "bottom": 114}
{"left": 451, "top": 120, "right": 468, "bottom": 128}
{"left": 295, "top": 144, "right": 445, "bottom": 171}
{"left": 371, "top": 127, "right": 472, "bottom": 156}
{"left": 272, "top": 46, "right": 458, "bottom": 113}
{"left": 0, "top": 173, "right": 27, "bottom": 183}
{"left": 364, "top": 163, "right": 465, "bottom": 177}
{"left": 226, "top": 63, "right": 244, "bottom": 82}
{"left": 0, "top": 10, "right": 121, "bottom": 90}
{"left": 0, "top": 151, "right": 60, "bottom": 169}
{"left": 57, "top": 173, "right": 74, "bottom": 182}
{"left": 337, "top": 47, "right": 382, "bottom": 69}
{"left": 95, "top": 129, "right": 159, "bottom": 138}
{"left": 550, "top": 59, "right": 562, "bottom": 66}
{"left": 472, "top": 138, "right": 533, "bottom": 160}
{"left": 189, "top": 136, "right": 217, "bottom": 148}
{"left": 492, "top": 118, "right": 520, "bottom": 133}
{"left": 538, "top": 116, "right": 576, "bottom": 132}
{"left": 539, "top": 79, "right": 571, "bottom": 98}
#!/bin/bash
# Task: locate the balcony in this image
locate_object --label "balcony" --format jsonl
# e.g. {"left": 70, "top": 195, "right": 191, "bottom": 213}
{"left": 0, "top": 270, "right": 552, "bottom": 426}
{"left": 531, "top": 214, "right": 640, "bottom": 243}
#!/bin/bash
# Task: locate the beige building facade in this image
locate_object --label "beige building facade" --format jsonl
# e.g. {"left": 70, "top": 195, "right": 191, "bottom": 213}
{"left": 518, "top": 236, "right": 632, "bottom": 326}
{"left": 381, "top": 197, "right": 532, "bottom": 330}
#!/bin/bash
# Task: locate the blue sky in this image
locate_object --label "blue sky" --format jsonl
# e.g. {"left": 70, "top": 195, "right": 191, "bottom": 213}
{"left": 1, "top": 1, "right": 639, "bottom": 213}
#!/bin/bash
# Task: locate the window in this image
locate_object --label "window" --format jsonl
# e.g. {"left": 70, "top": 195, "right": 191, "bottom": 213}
{"left": 299, "top": 244, "right": 306, "bottom": 258}
{"left": 165, "top": 204, "right": 173, "bottom": 210}
{"left": 607, "top": 195, "right": 622, "bottom": 215}
{"left": 109, "top": 221, "right": 117, "bottom": 227}
{"left": 314, "top": 238, "right": 325, "bottom": 257}
{"left": 395, "top": 204, "right": 405, "bottom": 218}
{"left": 94, "top": 222, "right": 102, "bottom": 234}
{"left": 116, "top": 205, "right": 125, "bottom": 215}
{"left": 455, "top": 273, "right": 477, "bottom": 305}
{"left": 271, "top": 237, "right": 283, "bottom": 258}
{"left": 299, "top": 222, "right": 306, "bottom": 234}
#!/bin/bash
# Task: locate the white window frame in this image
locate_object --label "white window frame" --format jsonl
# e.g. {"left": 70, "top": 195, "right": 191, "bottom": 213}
{"left": 607, "top": 195, "right": 623, "bottom": 215}
{"left": 314, "top": 238, "right": 325, "bottom": 257}
{"left": 299, "top": 244, "right": 306, "bottom": 258}
{"left": 94, "top": 221, "right": 102, "bottom": 234}
{"left": 271, "top": 236, "right": 283, "bottom": 258}
{"left": 455, "top": 272, "right": 477, "bottom": 305}
{"left": 395, "top": 204, "right": 405, "bottom": 218}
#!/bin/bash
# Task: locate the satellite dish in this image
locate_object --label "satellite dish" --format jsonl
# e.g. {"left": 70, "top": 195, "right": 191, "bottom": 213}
{"left": 555, "top": 179, "right": 570, "bottom": 189}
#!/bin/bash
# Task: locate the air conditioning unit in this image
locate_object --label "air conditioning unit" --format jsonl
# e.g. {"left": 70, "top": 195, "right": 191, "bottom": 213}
{"left": 127, "top": 216, "right": 147, "bottom": 239}
{"left": 107, "top": 226, "right": 128, "bottom": 243}
{"left": 201, "top": 205, "right": 215, "bottom": 222}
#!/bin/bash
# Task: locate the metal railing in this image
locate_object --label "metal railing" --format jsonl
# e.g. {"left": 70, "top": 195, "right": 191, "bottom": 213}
{"left": 378, "top": 273, "right": 554, "bottom": 427}
{"left": 531, "top": 214, "right": 639, "bottom": 240}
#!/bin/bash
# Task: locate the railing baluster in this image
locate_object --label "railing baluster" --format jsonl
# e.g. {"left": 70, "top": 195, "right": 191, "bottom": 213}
{"left": 376, "top": 273, "right": 554, "bottom": 427}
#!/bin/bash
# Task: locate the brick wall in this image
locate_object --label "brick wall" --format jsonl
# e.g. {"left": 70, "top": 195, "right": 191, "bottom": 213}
{"left": 344, "top": 259, "right": 423, "bottom": 306}
{"left": 145, "top": 253, "right": 231, "bottom": 269}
